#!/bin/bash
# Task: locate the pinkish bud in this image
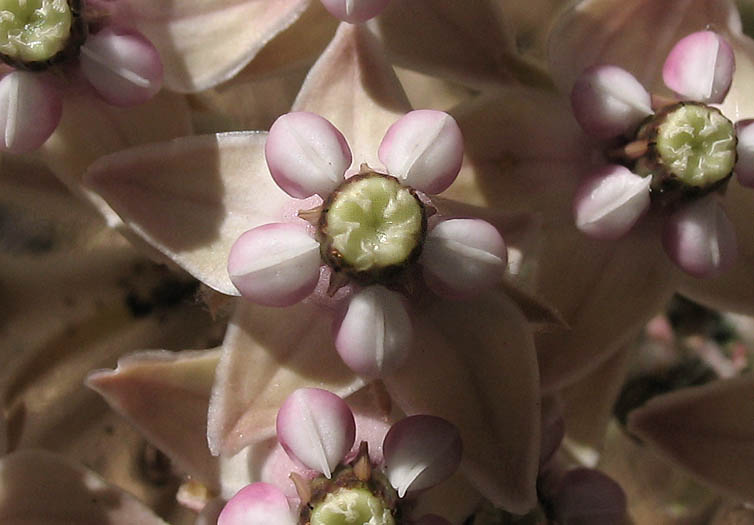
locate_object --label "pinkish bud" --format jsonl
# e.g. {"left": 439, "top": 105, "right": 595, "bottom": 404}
{"left": 79, "top": 27, "right": 163, "bottom": 107}
{"left": 334, "top": 285, "right": 412, "bottom": 378}
{"left": 420, "top": 218, "right": 507, "bottom": 298}
{"left": 228, "top": 223, "right": 321, "bottom": 306}
{"left": 550, "top": 468, "right": 626, "bottom": 525}
{"left": 663, "top": 31, "right": 734, "bottom": 104}
{"left": 378, "top": 110, "right": 463, "bottom": 195}
{"left": 0, "top": 71, "right": 62, "bottom": 153}
{"left": 571, "top": 65, "right": 652, "bottom": 139}
{"left": 276, "top": 388, "right": 356, "bottom": 478}
{"left": 382, "top": 415, "right": 462, "bottom": 498}
{"left": 735, "top": 120, "right": 754, "bottom": 187}
{"left": 218, "top": 483, "right": 296, "bottom": 525}
{"left": 266, "top": 112, "right": 352, "bottom": 199}
{"left": 573, "top": 164, "right": 651, "bottom": 240}
{"left": 319, "top": 0, "right": 391, "bottom": 23}
{"left": 663, "top": 196, "right": 737, "bottom": 278}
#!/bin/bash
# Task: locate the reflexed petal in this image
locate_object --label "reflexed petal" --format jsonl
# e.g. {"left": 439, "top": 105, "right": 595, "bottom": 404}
{"left": 420, "top": 218, "right": 507, "bottom": 297}
{"left": 383, "top": 415, "right": 462, "bottom": 497}
{"left": 0, "top": 450, "right": 167, "bottom": 524}
{"left": 663, "top": 31, "right": 735, "bottom": 104}
{"left": 79, "top": 28, "right": 163, "bottom": 107}
{"left": 293, "top": 23, "right": 411, "bottom": 167}
{"left": 573, "top": 165, "right": 651, "bottom": 240}
{"left": 208, "top": 301, "right": 363, "bottom": 456}
{"left": 571, "top": 65, "right": 652, "bottom": 139}
{"left": 374, "top": 0, "right": 516, "bottom": 87}
{"left": 228, "top": 223, "right": 321, "bottom": 306}
{"left": 266, "top": 111, "right": 351, "bottom": 198}
{"left": 123, "top": 0, "right": 311, "bottom": 92}
{"left": 320, "top": 0, "right": 390, "bottom": 23}
{"left": 334, "top": 286, "right": 412, "bottom": 377}
{"left": 86, "top": 349, "right": 222, "bottom": 489}
{"left": 0, "top": 71, "right": 62, "bottom": 153}
{"left": 663, "top": 196, "right": 737, "bottom": 278}
{"left": 628, "top": 374, "right": 754, "bottom": 502}
{"left": 549, "top": 468, "right": 627, "bottom": 525}
{"left": 38, "top": 90, "right": 191, "bottom": 226}
{"left": 383, "top": 291, "right": 539, "bottom": 513}
{"left": 548, "top": 0, "right": 738, "bottom": 93}
{"left": 276, "top": 388, "right": 356, "bottom": 477}
{"left": 218, "top": 482, "right": 296, "bottom": 525}
{"left": 735, "top": 119, "right": 754, "bottom": 187}
{"left": 85, "top": 132, "right": 308, "bottom": 295}
{"left": 378, "top": 110, "right": 463, "bottom": 194}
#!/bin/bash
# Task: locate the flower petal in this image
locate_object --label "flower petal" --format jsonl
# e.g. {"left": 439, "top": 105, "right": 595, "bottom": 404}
{"left": 38, "top": 90, "right": 191, "bottom": 226}
{"left": 320, "top": 0, "right": 390, "bottom": 23}
{"left": 573, "top": 164, "right": 651, "bottom": 240}
{"left": 85, "top": 132, "right": 308, "bottom": 295}
{"left": 628, "top": 374, "right": 754, "bottom": 502}
{"left": 571, "top": 65, "right": 652, "bottom": 140}
{"left": 663, "top": 195, "right": 738, "bottom": 278}
{"left": 374, "top": 0, "right": 516, "bottom": 87}
{"left": 218, "top": 482, "right": 296, "bottom": 525}
{"left": 228, "top": 223, "right": 321, "bottom": 307}
{"left": 548, "top": 0, "right": 738, "bottom": 93}
{"left": 0, "top": 450, "right": 167, "bottom": 524}
{"left": 378, "top": 110, "right": 463, "bottom": 194}
{"left": 383, "top": 290, "right": 539, "bottom": 513}
{"left": 420, "top": 218, "right": 507, "bottom": 298}
{"left": 292, "top": 23, "right": 411, "bottom": 167}
{"left": 266, "top": 111, "right": 351, "bottom": 198}
{"left": 86, "top": 349, "right": 222, "bottom": 490}
{"left": 207, "top": 300, "right": 363, "bottom": 456}
{"left": 663, "top": 31, "right": 735, "bottom": 104}
{"left": 0, "top": 71, "right": 62, "bottom": 153}
{"left": 334, "top": 286, "right": 412, "bottom": 378}
{"left": 383, "top": 415, "right": 462, "bottom": 497}
{"left": 79, "top": 27, "right": 163, "bottom": 107}
{"left": 276, "top": 388, "right": 356, "bottom": 477}
{"left": 123, "top": 0, "right": 311, "bottom": 92}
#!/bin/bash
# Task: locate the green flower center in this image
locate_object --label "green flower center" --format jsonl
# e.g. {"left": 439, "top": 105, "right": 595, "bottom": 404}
{"left": 320, "top": 172, "right": 425, "bottom": 281}
{"left": 0, "top": 0, "right": 73, "bottom": 63}
{"left": 637, "top": 102, "right": 736, "bottom": 193}
{"left": 310, "top": 488, "right": 396, "bottom": 525}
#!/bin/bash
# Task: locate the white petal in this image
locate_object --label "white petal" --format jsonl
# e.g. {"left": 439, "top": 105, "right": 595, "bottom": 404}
{"left": 276, "top": 388, "right": 356, "bottom": 477}
{"left": 663, "top": 31, "right": 735, "bottom": 104}
{"left": 663, "top": 196, "right": 738, "bottom": 277}
{"left": 573, "top": 165, "right": 651, "bottom": 240}
{"left": 378, "top": 110, "right": 463, "bottom": 194}
{"left": 228, "top": 223, "right": 321, "bottom": 306}
{"left": 0, "top": 71, "right": 62, "bottom": 153}
{"left": 420, "top": 218, "right": 507, "bottom": 297}
{"left": 319, "top": 0, "right": 390, "bottom": 23}
{"left": 265, "top": 111, "right": 351, "bottom": 198}
{"left": 334, "top": 285, "right": 412, "bottom": 377}
{"left": 383, "top": 415, "right": 462, "bottom": 497}
{"left": 218, "top": 483, "right": 296, "bottom": 525}
{"left": 571, "top": 65, "right": 652, "bottom": 139}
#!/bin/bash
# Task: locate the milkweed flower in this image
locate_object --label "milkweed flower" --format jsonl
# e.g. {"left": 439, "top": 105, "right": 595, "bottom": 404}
{"left": 0, "top": 0, "right": 163, "bottom": 152}
{"left": 571, "top": 30, "right": 753, "bottom": 278}
{"left": 218, "top": 388, "right": 460, "bottom": 525}
{"left": 227, "top": 109, "right": 506, "bottom": 377}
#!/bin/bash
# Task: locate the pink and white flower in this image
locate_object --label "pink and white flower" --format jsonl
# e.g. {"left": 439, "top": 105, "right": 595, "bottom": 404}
{"left": 0, "top": 0, "right": 163, "bottom": 153}
{"left": 570, "top": 30, "right": 751, "bottom": 278}
{"left": 218, "top": 387, "right": 460, "bottom": 525}
{"left": 227, "top": 109, "right": 506, "bottom": 377}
